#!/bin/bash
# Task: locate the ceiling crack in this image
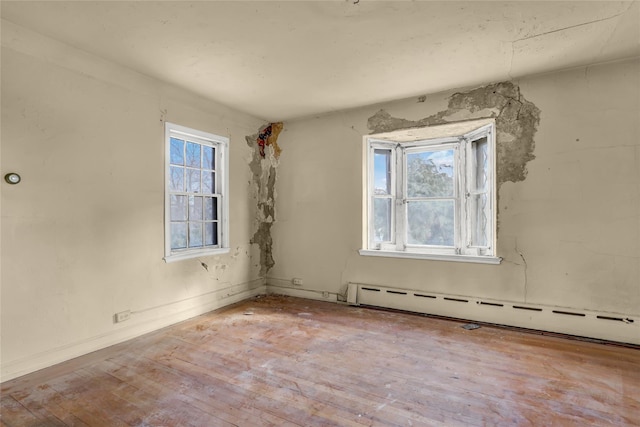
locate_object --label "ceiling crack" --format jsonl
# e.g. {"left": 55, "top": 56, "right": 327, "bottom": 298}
{"left": 512, "top": 13, "right": 625, "bottom": 43}
{"left": 508, "top": 41, "right": 515, "bottom": 80}
{"left": 593, "top": 1, "right": 636, "bottom": 62}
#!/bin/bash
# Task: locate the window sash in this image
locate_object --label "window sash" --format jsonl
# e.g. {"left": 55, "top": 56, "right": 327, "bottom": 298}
{"left": 164, "top": 123, "right": 229, "bottom": 261}
{"left": 464, "top": 127, "right": 494, "bottom": 253}
{"left": 368, "top": 143, "right": 396, "bottom": 249}
{"left": 167, "top": 135, "right": 221, "bottom": 251}
{"left": 403, "top": 143, "right": 459, "bottom": 251}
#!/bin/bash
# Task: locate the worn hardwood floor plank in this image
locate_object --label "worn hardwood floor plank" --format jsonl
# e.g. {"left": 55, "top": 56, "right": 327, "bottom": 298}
{"left": 0, "top": 395, "right": 41, "bottom": 426}
{"left": 2, "top": 295, "right": 639, "bottom": 426}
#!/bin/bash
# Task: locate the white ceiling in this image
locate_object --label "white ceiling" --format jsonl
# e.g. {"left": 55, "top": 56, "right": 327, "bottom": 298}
{"left": 2, "top": 1, "right": 639, "bottom": 122}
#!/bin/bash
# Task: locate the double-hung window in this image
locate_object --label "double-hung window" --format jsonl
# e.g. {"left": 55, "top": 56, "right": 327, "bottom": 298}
{"left": 164, "top": 123, "right": 229, "bottom": 262}
{"left": 361, "top": 119, "right": 500, "bottom": 264}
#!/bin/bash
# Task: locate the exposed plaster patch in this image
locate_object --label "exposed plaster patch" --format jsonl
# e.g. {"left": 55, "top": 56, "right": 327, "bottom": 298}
{"left": 367, "top": 81, "right": 540, "bottom": 188}
{"left": 367, "top": 111, "right": 424, "bottom": 134}
{"left": 442, "top": 107, "right": 501, "bottom": 122}
{"left": 251, "top": 221, "right": 274, "bottom": 275}
{"left": 247, "top": 125, "right": 282, "bottom": 276}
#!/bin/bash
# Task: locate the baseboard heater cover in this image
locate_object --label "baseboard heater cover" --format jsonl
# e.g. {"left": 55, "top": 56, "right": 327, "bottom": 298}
{"left": 346, "top": 283, "right": 639, "bottom": 345}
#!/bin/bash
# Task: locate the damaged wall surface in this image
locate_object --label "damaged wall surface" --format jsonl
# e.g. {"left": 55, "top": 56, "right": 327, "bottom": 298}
{"left": 268, "top": 58, "right": 640, "bottom": 337}
{"left": 246, "top": 123, "right": 283, "bottom": 276}
{"left": 367, "top": 81, "right": 540, "bottom": 189}
{"left": 367, "top": 81, "right": 541, "bottom": 236}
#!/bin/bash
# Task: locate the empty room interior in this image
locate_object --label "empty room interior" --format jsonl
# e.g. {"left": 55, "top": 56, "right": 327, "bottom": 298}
{"left": 1, "top": 1, "right": 639, "bottom": 425}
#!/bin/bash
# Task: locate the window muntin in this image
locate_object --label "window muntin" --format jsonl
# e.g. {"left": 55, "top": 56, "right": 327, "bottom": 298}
{"left": 363, "top": 121, "right": 498, "bottom": 262}
{"left": 165, "top": 123, "right": 229, "bottom": 262}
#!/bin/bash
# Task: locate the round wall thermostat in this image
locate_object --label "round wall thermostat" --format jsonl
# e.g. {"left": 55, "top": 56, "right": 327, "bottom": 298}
{"left": 5, "top": 173, "right": 21, "bottom": 184}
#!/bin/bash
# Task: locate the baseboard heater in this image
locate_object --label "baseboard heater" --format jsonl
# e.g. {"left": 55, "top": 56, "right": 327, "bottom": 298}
{"left": 346, "top": 283, "right": 639, "bottom": 345}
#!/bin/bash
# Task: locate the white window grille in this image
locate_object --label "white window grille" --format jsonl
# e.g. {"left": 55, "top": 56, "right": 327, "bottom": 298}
{"left": 164, "top": 122, "right": 229, "bottom": 262}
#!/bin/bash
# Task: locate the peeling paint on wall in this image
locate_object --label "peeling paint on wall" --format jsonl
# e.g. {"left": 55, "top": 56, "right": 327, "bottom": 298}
{"left": 256, "top": 122, "right": 284, "bottom": 158}
{"left": 246, "top": 124, "right": 282, "bottom": 276}
{"left": 368, "top": 81, "right": 540, "bottom": 188}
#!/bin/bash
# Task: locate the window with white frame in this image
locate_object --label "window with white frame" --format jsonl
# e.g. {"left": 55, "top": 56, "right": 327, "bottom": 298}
{"left": 360, "top": 119, "right": 500, "bottom": 264}
{"left": 164, "top": 122, "right": 229, "bottom": 262}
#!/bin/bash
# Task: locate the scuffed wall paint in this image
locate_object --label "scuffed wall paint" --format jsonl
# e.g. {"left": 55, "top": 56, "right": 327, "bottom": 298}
{"left": 246, "top": 124, "right": 283, "bottom": 275}
{"left": 367, "top": 81, "right": 540, "bottom": 188}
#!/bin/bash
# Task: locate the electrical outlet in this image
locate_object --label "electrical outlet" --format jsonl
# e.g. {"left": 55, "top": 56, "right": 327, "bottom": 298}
{"left": 322, "top": 291, "right": 330, "bottom": 298}
{"left": 292, "top": 278, "right": 303, "bottom": 286}
{"left": 115, "top": 310, "right": 131, "bottom": 323}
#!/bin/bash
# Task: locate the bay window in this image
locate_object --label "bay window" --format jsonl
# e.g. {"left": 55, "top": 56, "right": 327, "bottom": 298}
{"left": 361, "top": 120, "right": 500, "bottom": 264}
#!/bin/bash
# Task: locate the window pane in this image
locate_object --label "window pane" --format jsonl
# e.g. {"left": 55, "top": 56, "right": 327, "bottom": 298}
{"left": 169, "top": 166, "right": 184, "bottom": 192}
{"left": 471, "top": 194, "right": 488, "bottom": 247}
{"left": 471, "top": 137, "right": 489, "bottom": 247}
{"left": 202, "top": 171, "right": 215, "bottom": 194}
{"left": 170, "top": 195, "right": 187, "bottom": 221}
{"left": 204, "top": 222, "right": 218, "bottom": 246}
{"left": 170, "top": 138, "right": 185, "bottom": 165}
{"left": 474, "top": 137, "right": 488, "bottom": 192}
{"left": 373, "top": 198, "right": 392, "bottom": 243}
{"left": 205, "top": 197, "right": 218, "bottom": 221}
{"left": 407, "top": 150, "right": 454, "bottom": 198}
{"left": 186, "top": 142, "right": 201, "bottom": 168}
{"left": 189, "top": 196, "right": 203, "bottom": 220}
{"left": 407, "top": 200, "right": 455, "bottom": 246}
{"left": 374, "top": 149, "right": 391, "bottom": 195}
{"left": 189, "top": 223, "right": 203, "bottom": 247}
{"left": 170, "top": 222, "right": 187, "bottom": 249}
{"left": 203, "top": 146, "right": 215, "bottom": 170}
{"left": 187, "top": 169, "right": 200, "bottom": 193}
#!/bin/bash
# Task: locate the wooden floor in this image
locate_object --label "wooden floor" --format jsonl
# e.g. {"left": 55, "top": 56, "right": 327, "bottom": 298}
{"left": 1, "top": 295, "right": 639, "bottom": 426}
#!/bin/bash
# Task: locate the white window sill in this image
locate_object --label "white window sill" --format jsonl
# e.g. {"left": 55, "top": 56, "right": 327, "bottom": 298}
{"left": 164, "top": 247, "right": 230, "bottom": 263}
{"left": 358, "top": 249, "right": 502, "bottom": 265}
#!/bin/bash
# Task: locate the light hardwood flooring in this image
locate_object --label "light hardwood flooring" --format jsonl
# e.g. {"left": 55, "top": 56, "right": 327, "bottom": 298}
{"left": 1, "top": 295, "right": 639, "bottom": 426}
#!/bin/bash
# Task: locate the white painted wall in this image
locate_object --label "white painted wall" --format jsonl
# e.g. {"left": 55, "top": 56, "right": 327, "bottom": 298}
{"left": 269, "top": 59, "right": 640, "bottom": 338}
{"left": 1, "top": 22, "right": 265, "bottom": 381}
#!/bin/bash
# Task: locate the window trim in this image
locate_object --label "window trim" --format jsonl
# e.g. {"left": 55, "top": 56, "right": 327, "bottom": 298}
{"left": 358, "top": 249, "right": 502, "bottom": 264}
{"left": 360, "top": 119, "right": 501, "bottom": 264}
{"left": 164, "top": 122, "right": 230, "bottom": 263}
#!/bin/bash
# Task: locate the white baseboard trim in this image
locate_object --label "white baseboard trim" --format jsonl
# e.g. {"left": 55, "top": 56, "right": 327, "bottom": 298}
{"left": 348, "top": 282, "right": 640, "bottom": 345}
{"left": 5, "top": 277, "right": 635, "bottom": 383}
{"left": 266, "top": 278, "right": 339, "bottom": 303}
{"left": 1, "top": 279, "right": 266, "bottom": 383}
